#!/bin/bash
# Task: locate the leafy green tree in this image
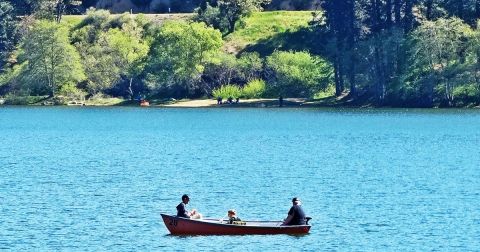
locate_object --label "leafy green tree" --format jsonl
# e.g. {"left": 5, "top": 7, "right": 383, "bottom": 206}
{"left": 266, "top": 51, "right": 332, "bottom": 97}
{"left": 197, "top": 0, "right": 271, "bottom": 35}
{"left": 408, "top": 18, "right": 472, "bottom": 106}
{"left": 238, "top": 52, "right": 263, "bottom": 81}
{"left": 72, "top": 10, "right": 152, "bottom": 97}
{"left": 104, "top": 27, "right": 149, "bottom": 99}
{"left": 18, "top": 21, "right": 85, "bottom": 97}
{"left": 77, "top": 42, "right": 119, "bottom": 95}
{"left": 0, "top": 1, "right": 18, "bottom": 68}
{"left": 145, "top": 21, "right": 222, "bottom": 97}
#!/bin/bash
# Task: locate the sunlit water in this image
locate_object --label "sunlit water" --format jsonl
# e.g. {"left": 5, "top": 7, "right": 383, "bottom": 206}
{"left": 0, "top": 107, "right": 479, "bottom": 251}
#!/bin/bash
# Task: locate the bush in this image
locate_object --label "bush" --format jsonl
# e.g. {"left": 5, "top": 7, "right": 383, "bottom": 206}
{"left": 59, "top": 83, "right": 87, "bottom": 100}
{"left": 242, "top": 79, "right": 266, "bottom": 98}
{"left": 212, "top": 84, "right": 242, "bottom": 99}
{"left": 453, "top": 84, "right": 480, "bottom": 106}
{"left": 266, "top": 50, "right": 332, "bottom": 97}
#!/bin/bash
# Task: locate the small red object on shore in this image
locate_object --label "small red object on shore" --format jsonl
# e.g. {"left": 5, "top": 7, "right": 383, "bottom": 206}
{"left": 140, "top": 100, "right": 150, "bottom": 107}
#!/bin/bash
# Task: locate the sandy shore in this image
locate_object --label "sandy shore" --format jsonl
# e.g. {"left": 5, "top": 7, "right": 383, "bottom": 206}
{"left": 159, "top": 98, "right": 306, "bottom": 108}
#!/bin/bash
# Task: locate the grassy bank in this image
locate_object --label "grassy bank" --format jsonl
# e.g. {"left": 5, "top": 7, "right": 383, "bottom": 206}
{"left": 223, "top": 11, "right": 312, "bottom": 54}
{"left": 62, "top": 11, "right": 312, "bottom": 55}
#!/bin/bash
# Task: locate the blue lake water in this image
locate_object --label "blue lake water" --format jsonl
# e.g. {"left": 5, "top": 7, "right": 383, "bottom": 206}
{"left": 0, "top": 107, "right": 479, "bottom": 251}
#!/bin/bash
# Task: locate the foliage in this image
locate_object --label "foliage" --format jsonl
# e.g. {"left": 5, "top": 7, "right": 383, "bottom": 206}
{"left": 237, "top": 52, "right": 263, "bottom": 81}
{"left": 145, "top": 21, "right": 222, "bottom": 98}
{"left": 2, "top": 95, "right": 47, "bottom": 105}
{"left": 266, "top": 51, "right": 332, "bottom": 97}
{"left": 18, "top": 20, "right": 85, "bottom": 96}
{"left": 408, "top": 18, "right": 473, "bottom": 106}
{"left": 58, "top": 82, "right": 86, "bottom": 100}
{"left": 0, "top": 62, "right": 26, "bottom": 95}
{"left": 72, "top": 10, "right": 151, "bottom": 97}
{"left": 0, "top": 1, "right": 18, "bottom": 68}
{"left": 212, "top": 84, "right": 242, "bottom": 99}
{"left": 242, "top": 79, "right": 266, "bottom": 98}
{"left": 104, "top": 27, "right": 149, "bottom": 98}
{"left": 197, "top": 0, "right": 272, "bottom": 35}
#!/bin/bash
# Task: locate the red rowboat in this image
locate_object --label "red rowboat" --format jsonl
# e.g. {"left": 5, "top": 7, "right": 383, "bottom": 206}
{"left": 161, "top": 214, "right": 311, "bottom": 235}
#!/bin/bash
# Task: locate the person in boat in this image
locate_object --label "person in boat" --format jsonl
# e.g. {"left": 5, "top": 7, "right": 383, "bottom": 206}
{"left": 227, "top": 209, "right": 241, "bottom": 224}
{"left": 176, "top": 194, "right": 202, "bottom": 219}
{"left": 282, "top": 197, "right": 306, "bottom": 226}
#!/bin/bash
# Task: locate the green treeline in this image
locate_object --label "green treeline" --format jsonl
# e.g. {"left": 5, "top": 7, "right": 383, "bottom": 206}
{"left": 1, "top": 0, "right": 480, "bottom": 107}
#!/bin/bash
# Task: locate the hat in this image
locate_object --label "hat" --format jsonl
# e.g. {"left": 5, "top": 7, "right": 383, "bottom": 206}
{"left": 292, "top": 197, "right": 300, "bottom": 203}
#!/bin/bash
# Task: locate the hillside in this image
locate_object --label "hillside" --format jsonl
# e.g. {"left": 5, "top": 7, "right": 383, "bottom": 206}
{"left": 223, "top": 11, "right": 312, "bottom": 54}
{"left": 63, "top": 11, "right": 313, "bottom": 55}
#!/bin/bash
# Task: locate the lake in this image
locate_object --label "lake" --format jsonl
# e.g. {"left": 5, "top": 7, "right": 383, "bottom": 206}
{"left": 0, "top": 107, "right": 479, "bottom": 251}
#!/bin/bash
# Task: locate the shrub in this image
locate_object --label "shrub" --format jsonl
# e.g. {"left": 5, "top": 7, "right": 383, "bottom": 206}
{"left": 242, "top": 79, "right": 266, "bottom": 98}
{"left": 453, "top": 84, "right": 480, "bottom": 106}
{"left": 212, "top": 84, "right": 242, "bottom": 99}
{"left": 59, "top": 83, "right": 87, "bottom": 101}
{"left": 266, "top": 50, "right": 332, "bottom": 97}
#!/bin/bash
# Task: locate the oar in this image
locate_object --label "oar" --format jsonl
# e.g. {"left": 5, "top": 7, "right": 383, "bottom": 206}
{"left": 219, "top": 214, "right": 228, "bottom": 223}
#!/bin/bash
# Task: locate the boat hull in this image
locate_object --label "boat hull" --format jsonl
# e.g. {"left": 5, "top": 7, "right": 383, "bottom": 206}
{"left": 161, "top": 214, "right": 311, "bottom": 235}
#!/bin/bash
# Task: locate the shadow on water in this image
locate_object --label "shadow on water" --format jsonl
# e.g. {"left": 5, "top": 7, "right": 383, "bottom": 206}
{"left": 163, "top": 233, "right": 311, "bottom": 238}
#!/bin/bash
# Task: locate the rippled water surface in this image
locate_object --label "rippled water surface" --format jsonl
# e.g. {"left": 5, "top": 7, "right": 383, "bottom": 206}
{"left": 1, "top": 107, "right": 479, "bottom": 251}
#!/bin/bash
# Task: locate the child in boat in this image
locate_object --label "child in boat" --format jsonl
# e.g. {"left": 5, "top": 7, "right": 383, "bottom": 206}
{"left": 227, "top": 209, "right": 241, "bottom": 224}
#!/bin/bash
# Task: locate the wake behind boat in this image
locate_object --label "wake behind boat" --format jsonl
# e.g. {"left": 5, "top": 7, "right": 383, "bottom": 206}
{"left": 161, "top": 214, "right": 311, "bottom": 235}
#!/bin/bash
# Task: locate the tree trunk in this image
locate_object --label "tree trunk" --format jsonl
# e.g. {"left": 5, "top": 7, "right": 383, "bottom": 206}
{"left": 457, "top": 0, "right": 464, "bottom": 19}
{"left": 425, "top": 0, "right": 433, "bottom": 20}
{"left": 404, "top": 0, "right": 415, "bottom": 33}
{"left": 394, "top": 0, "right": 402, "bottom": 24}
{"left": 347, "top": 0, "right": 356, "bottom": 97}
{"left": 128, "top": 77, "right": 134, "bottom": 100}
{"left": 334, "top": 56, "right": 342, "bottom": 96}
{"left": 55, "top": 1, "right": 65, "bottom": 23}
{"left": 386, "top": 0, "right": 393, "bottom": 28}
{"left": 476, "top": 0, "right": 480, "bottom": 19}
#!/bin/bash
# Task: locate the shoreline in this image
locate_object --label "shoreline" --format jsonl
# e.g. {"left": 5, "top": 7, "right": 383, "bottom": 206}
{"left": 1, "top": 97, "right": 479, "bottom": 109}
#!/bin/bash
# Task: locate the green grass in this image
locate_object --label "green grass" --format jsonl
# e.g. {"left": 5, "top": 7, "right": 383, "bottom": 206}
{"left": 224, "top": 11, "right": 313, "bottom": 54}
{"left": 62, "top": 11, "right": 313, "bottom": 54}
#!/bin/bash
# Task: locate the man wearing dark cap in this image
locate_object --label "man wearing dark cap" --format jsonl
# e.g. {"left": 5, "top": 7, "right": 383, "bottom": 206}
{"left": 282, "top": 197, "right": 306, "bottom": 225}
{"left": 176, "top": 194, "right": 191, "bottom": 218}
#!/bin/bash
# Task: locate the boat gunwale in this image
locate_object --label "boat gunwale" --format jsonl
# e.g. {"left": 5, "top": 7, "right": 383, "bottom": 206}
{"left": 161, "top": 214, "right": 311, "bottom": 229}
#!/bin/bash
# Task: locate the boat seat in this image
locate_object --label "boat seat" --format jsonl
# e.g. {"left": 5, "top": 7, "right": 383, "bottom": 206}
{"left": 305, "top": 217, "right": 312, "bottom": 225}
{"left": 232, "top": 221, "right": 246, "bottom": 225}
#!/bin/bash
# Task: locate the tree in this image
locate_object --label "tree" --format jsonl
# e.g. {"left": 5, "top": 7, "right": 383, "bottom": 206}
{"left": 408, "top": 18, "right": 472, "bottom": 106}
{"left": 321, "top": 0, "right": 357, "bottom": 97}
{"left": 197, "top": 0, "right": 271, "bottom": 35}
{"left": 0, "top": 1, "right": 18, "bottom": 68}
{"left": 18, "top": 21, "right": 85, "bottom": 96}
{"left": 104, "top": 26, "right": 149, "bottom": 99}
{"left": 145, "top": 21, "right": 222, "bottom": 97}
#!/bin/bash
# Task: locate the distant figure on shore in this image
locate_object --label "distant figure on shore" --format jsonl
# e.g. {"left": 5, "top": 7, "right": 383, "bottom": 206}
{"left": 227, "top": 97, "right": 233, "bottom": 104}
{"left": 176, "top": 194, "right": 202, "bottom": 219}
{"left": 227, "top": 209, "right": 241, "bottom": 224}
{"left": 282, "top": 197, "right": 306, "bottom": 226}
{"left": 217, "top": 97, "right": 223, "bottom": 105}
{"left": 279, "top": 96, "right": 283, "bottom": 107}
{"left": 235, "top": 98, "right": 239, "bottom": 104}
